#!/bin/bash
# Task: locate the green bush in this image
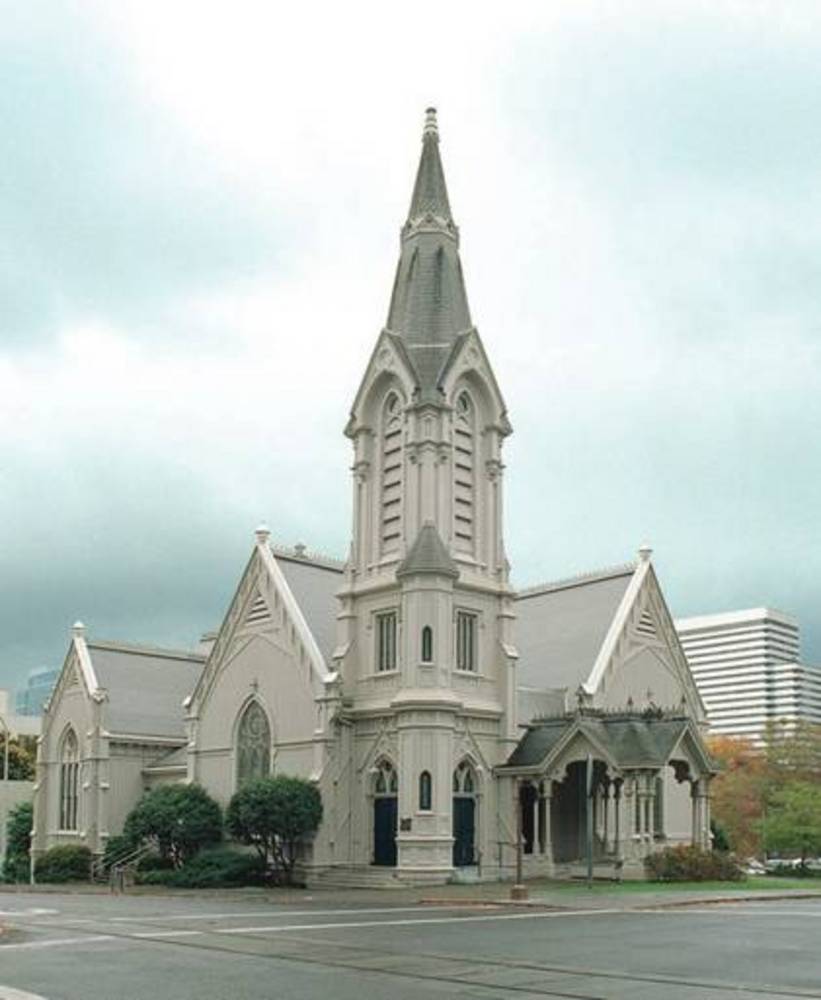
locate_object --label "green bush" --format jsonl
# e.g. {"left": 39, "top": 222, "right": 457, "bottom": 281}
{"left": 766, "top": 862, "right": 821, "bottom": 878}
{"left": 645, "top": 844, "right": 745, "bottom": 882}
{"left": 34, "top": 844, "right": 93, "bottom": 883}
{"left": 123, "top": 784, "right": 222, "bottom": 868}
{"left": 135, "top": 848, "right": 267, "bottom": 888}
{"left": 227, "top": 775, "right": 322, "bottom": 884}
{"left": 2, "top": 853, "right": 31, "bottom": 884}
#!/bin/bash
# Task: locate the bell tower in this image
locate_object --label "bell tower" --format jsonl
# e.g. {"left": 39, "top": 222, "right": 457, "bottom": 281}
{"left": 336, "top": 109, "right": 517, "bottom": 877}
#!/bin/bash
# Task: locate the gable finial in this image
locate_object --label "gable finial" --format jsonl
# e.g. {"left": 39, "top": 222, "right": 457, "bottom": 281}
{"left": 423, "top": 106, "right": 438, "bottom": 139}
{"left": 638, "top": 542, "right": 653, "bottom": 563}
{"left": 255, "top": 523, "right": 270, "bottom": 545}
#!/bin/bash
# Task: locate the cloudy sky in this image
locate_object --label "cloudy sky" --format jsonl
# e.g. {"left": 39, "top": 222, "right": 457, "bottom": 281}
{"left": 2, "top": 1, "right": 821, "bottom": 693}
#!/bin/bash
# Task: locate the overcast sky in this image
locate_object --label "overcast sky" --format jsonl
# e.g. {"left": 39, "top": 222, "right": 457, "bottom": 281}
{"left": 2, "top": 1, "right": 821, "bottom": 693}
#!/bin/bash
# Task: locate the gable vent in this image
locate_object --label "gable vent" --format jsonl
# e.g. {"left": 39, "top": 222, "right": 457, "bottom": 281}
{"left": 636, "top": 611, "right": 657, "bottom": 638}
{"left": 245, "top": 592, "right": 271, "bottom": 627}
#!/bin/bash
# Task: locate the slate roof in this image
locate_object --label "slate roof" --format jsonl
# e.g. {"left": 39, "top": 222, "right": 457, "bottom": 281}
{"left": 274, "top": 549, "right": 344, "bottom": 664}
{"left": 515, "top": 566, "right": 635, "bottom": 694}
{"left": 385, "top": 109, "right": 472, "bottom": 397}
{"left": 88, "top": 642, "right": 205, "bottom": 740}
{"left": 505, "top": 713, "right": 692, "bottom": 770}
{"left": 397, "top": 522, "right": 459, "bottom": 579}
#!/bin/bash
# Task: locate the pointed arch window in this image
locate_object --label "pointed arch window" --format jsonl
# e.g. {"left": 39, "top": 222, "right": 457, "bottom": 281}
{"left": 419, "top": 770, "right": 432, "bottom": 811}
{"left": 59, "top": 728, "right": 79, "bottom": 831}
{"left": 380, "top": 392, "right": 404, "bottom": 554}
{"left": 236, "top": 701, "right": 271, "bottom": 788}
{"left": 421, "top": 626, "right": 433, "bottom": 664}
{"left": 453, "top": 760, "right": 477, "bottom": 796}
{"left": 453, "top": 391, "right": 475, "bottom": 554}
{"left": 374, "top": 759, "right": 398, "bottom": 796}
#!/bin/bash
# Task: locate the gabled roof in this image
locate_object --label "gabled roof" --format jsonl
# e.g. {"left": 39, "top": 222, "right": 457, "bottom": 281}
{"left": 273, "top": 547, "right": 344, "bottom": 663}
{"left": 504, "top": 712, "right": 696, "bottom": 771}
{"left": 88, "top": 640, "right": 205, "bottom": 740}
{"left": 396, "top": 522, "right": 459, "bottom": 580}
{"left": 515, "top": 565, "right": 636, "bottom": 694}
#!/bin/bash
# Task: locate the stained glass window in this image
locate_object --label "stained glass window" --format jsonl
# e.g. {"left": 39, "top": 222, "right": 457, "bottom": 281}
{"left": 236, "top": 701, "right": 271, "bottom": 787}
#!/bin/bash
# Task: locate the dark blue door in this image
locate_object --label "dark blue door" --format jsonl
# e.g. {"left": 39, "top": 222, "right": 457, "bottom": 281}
{"left": 373, "top": 797, "right": 397, "bottom": 866}
{"left": 452, "top": 797, "right": 475, "bottom": 866}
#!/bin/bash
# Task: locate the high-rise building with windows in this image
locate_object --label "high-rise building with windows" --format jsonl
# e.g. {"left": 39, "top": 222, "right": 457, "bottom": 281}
{"left": 675, "top": 608, "right": 821, "bottom": 741}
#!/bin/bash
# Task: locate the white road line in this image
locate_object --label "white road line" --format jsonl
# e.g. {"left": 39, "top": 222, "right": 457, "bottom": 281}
{"left": 0, "top": 987, "right": 52, "bottom": 1000}
{"left": 130, "top": 930, "right": 204, "bottom": 939}
{"left": 0, "top": 935, "right": 114, "bottom": 952}
{"left": 107, "top": 904, "right": 479, "bottom": 924}
{"left": 215, "top": 907, "right": 626, "bottom": 935}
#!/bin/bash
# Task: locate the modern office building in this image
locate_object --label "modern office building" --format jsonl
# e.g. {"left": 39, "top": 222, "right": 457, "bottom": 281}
{"left": 15, "top": 668, "right": 59, "bottom": 717}
{"left": 675, "top": 608, "right": 821, "bottom": 741}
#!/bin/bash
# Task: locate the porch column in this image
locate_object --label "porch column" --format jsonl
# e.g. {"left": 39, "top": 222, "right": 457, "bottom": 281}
{"left": 690, "top": 780, "right": 700, "bottom": 847}
{"left": 601, "top": 780, "right": 610, "bottom": 854}
{"left": 531, "top": 785, "right": 539, "bottom": 855}
{"left": 541, "top": 783, "right": 553, "bottom": 862}
{"left": 645, "top": 773, "right": 656, "bottom": 845}
{"left": 612, "top": 780, "right": 622, "bottom": 859}
{"left": 697, "top": 777, "right": 710, "bottom": 849}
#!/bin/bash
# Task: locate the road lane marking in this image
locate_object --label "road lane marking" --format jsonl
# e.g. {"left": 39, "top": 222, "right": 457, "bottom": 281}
{"left": 215, "top": 907, "right": 626, "bottom": 935}
{"left": 107, "top": 904, "right": 482, "bottom": 923}
{"left": 0, "top": 935, "right": 114, "bottom": 952}
{"left": 0, "top": 910, "right": 59, "bottom": 918}
{"left": 0, "top": 987, "right": 52, "bottom": 1000}
{"left": 131, "top": 930, "right": 203, "bottom": 939}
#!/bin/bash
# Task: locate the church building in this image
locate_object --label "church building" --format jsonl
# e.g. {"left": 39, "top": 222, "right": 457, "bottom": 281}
{"left": 32, "top": 110, "right": 716, "bottom": 883}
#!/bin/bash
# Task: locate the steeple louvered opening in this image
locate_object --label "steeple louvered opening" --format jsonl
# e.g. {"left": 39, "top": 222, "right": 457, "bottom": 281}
{"left": 453, "top": 391, "right": 475, "bottom": 554}
{"left": 380, "top": 392, "right": 404, "bottom": 554}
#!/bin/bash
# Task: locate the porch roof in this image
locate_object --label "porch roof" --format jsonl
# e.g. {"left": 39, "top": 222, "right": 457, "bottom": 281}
{"left": 504, "top": 712, "right": 692, "bottom": 772}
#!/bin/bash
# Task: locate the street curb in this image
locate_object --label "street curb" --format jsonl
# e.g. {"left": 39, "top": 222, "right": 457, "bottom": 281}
{"left": 418, "top": 890, "right": 821, "bottom": 910}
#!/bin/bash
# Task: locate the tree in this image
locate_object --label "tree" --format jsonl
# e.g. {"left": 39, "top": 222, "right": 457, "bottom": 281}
{"left": 0, "top": 735, "right": 37, "bottom": 781}
{"left": 708, "top": 735, "right": 770, "bottom": 856}
{"left": 760, "top": 782, "right": 821, "bottom": 866}
{"left": 123, "top": 784, "right": 222, "bottom": 868}
{"left": 2, "top": 800, "right": 33, "bottom": 883}
{"left": 226, "top": 776, "right": 322, "bottom": 884}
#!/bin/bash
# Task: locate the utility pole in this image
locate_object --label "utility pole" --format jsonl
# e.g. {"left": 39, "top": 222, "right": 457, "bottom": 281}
{"left": 510, "top": 778, "right": 528, "bottom": 901}
{"left": 586, "top": 753, "right": 594, "bottom": 888}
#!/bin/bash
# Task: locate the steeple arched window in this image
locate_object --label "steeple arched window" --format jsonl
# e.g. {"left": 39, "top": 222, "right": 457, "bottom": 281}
{"left": 59, "top": 728, "right": 79, "bottom": 832}
{"left": 236, "top": 700, "right": 272, "bottom": 788}
{"left": 380, "top": 392, "right": 404, "bottom": 555}
{"left": 453, "top": 391, "right": 475, "bottom": 554}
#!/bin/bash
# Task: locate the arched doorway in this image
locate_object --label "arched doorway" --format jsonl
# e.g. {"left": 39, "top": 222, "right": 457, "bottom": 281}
{"left": 452, "top": 761, "right": 477, "bottom": 867}
{"left": 372, "top": 760, "right": 398, "bottom": 866}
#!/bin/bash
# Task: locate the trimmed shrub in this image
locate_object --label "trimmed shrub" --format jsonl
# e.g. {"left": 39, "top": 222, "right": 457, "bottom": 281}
{"left": 123, "top": 784, "right": 222, "bottom": 868}
{"left": 34, "top": 844, "right": 92, "bottom": 883}
{"left": 645, "top": 845, "right": 745, "bottom": 882}
{"left": 135, "top": 848, "right": 267, "bottom": 888}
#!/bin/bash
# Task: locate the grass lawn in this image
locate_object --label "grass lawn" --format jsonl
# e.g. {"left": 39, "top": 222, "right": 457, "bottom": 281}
{"left": 528, "top": 876, "right": 821, "bottom": 894}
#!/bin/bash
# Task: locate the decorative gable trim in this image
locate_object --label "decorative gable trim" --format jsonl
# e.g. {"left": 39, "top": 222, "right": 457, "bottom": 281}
{"left": 345, "top": 330, "right": 418, "bottom": 437}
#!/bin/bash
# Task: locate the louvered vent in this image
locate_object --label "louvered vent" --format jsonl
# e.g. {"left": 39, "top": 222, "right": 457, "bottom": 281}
{"left": 636, "top": 611, "right": 657, "bottom": 638}
{"left": 381, "top": 393, "right": 403, "bottom": 553}
{"left": 245, "top": 592, "right": 271, "bottom": 627}
{"left": 453, "top": 391, "right": 474, "bottom": 553}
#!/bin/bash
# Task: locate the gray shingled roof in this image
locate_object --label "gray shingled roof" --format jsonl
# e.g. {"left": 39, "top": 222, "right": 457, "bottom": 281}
{"left": 515, "top": 568, "right": 634, "bottom": 694}
{"left": 89, "top": 642, "right": 204, "bottom": 739}
{"left": 506, "top": 714, "right": 691, "bottom": 770}
{"left": 276, "top": 552, "right": 343, "bottom": 664}
{"left": 397, "top": 522, "right": 459, "bottom": 579}
{"left": 385, "top": 110, "right": 471, "bottom": 396}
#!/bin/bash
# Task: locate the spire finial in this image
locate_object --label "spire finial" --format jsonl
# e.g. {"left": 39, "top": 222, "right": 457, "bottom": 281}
{"left": 423, "top": 106, "right": 438, "bottom": 139}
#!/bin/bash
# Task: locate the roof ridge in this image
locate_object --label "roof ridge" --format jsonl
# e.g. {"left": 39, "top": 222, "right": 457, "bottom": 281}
{"left": 517, "top": 562, "right": 637, "bottom": 598}
{"left": 86, "top": 639, "right": 206, "bottom": 662}
{"left": 270, "top": 543, "right": 346, "bottom": 571}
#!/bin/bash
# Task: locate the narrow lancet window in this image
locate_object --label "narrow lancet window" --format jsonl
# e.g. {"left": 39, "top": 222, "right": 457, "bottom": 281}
{"left": 59, "top": 729, "right": 79, "bottom": 831}
{"left": 421, "top": 626, "right": 433, "bottom": 663}
{"left": 419, "top": 771, "right": 432, "bottom": 811}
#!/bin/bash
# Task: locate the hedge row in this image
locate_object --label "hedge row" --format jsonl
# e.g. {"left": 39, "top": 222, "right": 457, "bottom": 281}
{"left": 645, "top": 845, "right": 745, "bottom": 882}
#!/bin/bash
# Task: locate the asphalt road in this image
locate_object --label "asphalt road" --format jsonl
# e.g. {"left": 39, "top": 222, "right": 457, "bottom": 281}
{"left": 1, "top": 891, "right": 820, "bottom": 999}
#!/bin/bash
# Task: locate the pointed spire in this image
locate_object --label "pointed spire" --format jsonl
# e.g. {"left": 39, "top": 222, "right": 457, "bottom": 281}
{"left": 386, "top": 108, "right": 472, "bottom": 396}
{"left": 406, "top": 107, "right": 454, "bottom": 231}
{"left": 396, "top": 521, "right": 459, "bottom": 580}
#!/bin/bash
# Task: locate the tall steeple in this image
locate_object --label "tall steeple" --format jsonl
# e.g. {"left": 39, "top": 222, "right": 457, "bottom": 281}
{"left": 386, "top": 108, "right": 472, "bottom": 399}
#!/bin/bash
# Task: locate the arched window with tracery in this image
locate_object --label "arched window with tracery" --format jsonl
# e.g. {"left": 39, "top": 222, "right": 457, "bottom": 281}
{"left": 236, "top": 700, "right": 271, "bottom": 788}
{"left": 380, "top": 392, "right": 404, "bottom": 555}
{"left": 59, "top": 728, "right": 79, "bottom": 831}
{"left": 453, "top": 391, "right": 475, "bottom": 554}
{"left": 373, "top": 759, "right": 398, "bottom": 797}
